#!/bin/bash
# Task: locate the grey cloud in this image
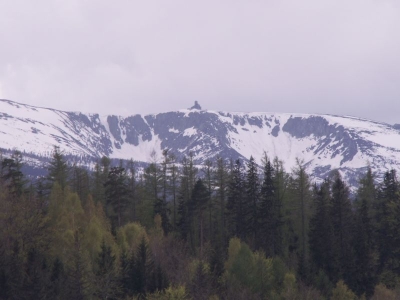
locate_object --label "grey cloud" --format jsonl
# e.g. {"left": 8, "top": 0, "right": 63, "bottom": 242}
{"left": 0, "top": 0, "right": 399, "bottom": 123}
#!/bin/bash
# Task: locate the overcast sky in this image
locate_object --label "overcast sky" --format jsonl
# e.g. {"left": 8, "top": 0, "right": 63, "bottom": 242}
{"left": 0, "top": 0, "right": 399, "bottom": 123}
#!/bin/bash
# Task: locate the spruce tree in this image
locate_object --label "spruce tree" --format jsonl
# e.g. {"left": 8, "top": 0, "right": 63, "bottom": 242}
{"left": 47, "top": 146, "right": 69, "bottom": 190}
{"left": 191, "top": 179, "right": 210, "bottom": 257}
{"left": 92, "top": 156, "right": 110, "bottom": 206}
{"left": 226, "top": 159, "right": 246, "bottom": 240}
{"left": 272, "top": 157, "right": 290, "bottom": 258}
{"left": 330, "top": 170, "right": 355, "bottom": 287}
{"left": 169, "top": 153, "right": 179, "bottom": 231}
{"left": 94, "top": 240, "right": 120, "bottom": 299}
{"left": 1, "top": 150, "right": 26, "bottom": 197}
{"left": 49, "top": 257, "right": 66, "bottom": 299}
{"left": 127, "top": 159, "right": 137, "bottom": 222}
{"left": 203, "top": 159, "right": 214, "bottom": 244}
{"left": 375, "top": 169, "right": 400, "bottom": 278}
{"left": 353, "top": 167, "right": 378, "bottom": 297}
{"left": 133, "top": 237, "right": 153, "bottom": 296}
{"left": 144, "top": 160, "right": 171, "bottom": 233}
{"left": 104, "top": 166, "right": 129, "bottom": 228}
{"left": 156, "top": 150, "right": 172, "bottom": 235}
{"left": 71, "top": 164, "right": 90, "bottom": 207}
{"left": 259, "top": 155, "right": 282, "bottom": 256}
{"left": 289, "top": 160, "right": 312, "bottom": 279}
{"left": 245, "top": 156, "right": 260, "bottom": 248}
{"left": 309, "top": 180, "right": 335, "bottom": 281}
{"left": 214, "top": 156, "right": 229, "bottom": 247}
{"left": 177, "top": 157, "right": 191, "bottom": 240}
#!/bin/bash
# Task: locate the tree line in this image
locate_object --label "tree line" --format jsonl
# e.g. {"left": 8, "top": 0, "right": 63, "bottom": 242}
{"left": 1, "top": 147, "right": 400, "bottom": 299}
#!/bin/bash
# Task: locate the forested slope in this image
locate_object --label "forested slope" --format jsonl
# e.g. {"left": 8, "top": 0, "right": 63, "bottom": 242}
{"left": 1, "top": 148, "right": 400, "bottom": 299}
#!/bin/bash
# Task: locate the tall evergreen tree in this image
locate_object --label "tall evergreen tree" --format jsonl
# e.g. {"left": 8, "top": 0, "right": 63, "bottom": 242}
{"left": 203, "top": 159, "right": 214, "bottom": 244}
{"left": 226, "top": 159, "right": 246, "bottom": 240}
{"left": 168, "top": 153, "right": 179, "bottom": 231}
{"left": 289, "top": 160, "right": 312, "bottom": 279}
{"left": 214, "top": 156, "right": 229, "bottom": 247}
{"left": 259, "top": 154, "right": 282, "bottom": 256}
{"left": 144, "top": 159, "right": 170, "bottom": 233}
{"left": 104, "top": 165, "right": 129, "bottom": 228}
{"left": 47, "top": 146, "right": 69, "bottom": 190}
{"left": 191, "top": 179, "right": 210, "bottom": 257}
{"left": 144, "top": 162, "right": 160, "bottom": 201}
{"left": 94, "top": 240, "right": 120, "bottom": 299}
{"left": 156, "top": 150, "right": 171, "bottom": 235}
{"left": 133, "top": 237, "right": 154, "bottom": 296}
{"left": 352, "top": 167, "right": 378, "bottom": 297}
{"left": 272, "top": 157, "right": 291, "bottom": 259}
{"left": 71, "top": 164, "right": 90, "bottom": 207}
{"left": 1, "top": 150, "right": 26, "bottom": 197}
{"left": 245, "top": 156, "right": 260, "bottom": 248}
{"left": 330, "top": 170, "right": 355, "bottom": 287}
{"left": 177, "top": 156, "right": 191, "bottom": 241}
{"left": 375, "top": 169, "right": 400, "bottom": 278}
{"left": 126, "top": 159, "right": 137, "bottom": 222}
{"left": 92, "top": 156, "right": 110, "bottom": 206}
{"left": 309, "top": 180, "right": 335, "bottom": 281}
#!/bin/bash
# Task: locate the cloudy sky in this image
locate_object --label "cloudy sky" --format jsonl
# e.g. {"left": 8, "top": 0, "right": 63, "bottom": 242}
{"left": 0, "top": 0, "right": 399, "bottom": 123}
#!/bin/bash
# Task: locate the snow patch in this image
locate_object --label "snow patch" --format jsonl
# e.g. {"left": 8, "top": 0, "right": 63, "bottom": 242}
{"left": 169, "top": 128, "right": 180, "bottom": 134}
{"left": 183, "top": 127, "right": 197, "bottom": 137}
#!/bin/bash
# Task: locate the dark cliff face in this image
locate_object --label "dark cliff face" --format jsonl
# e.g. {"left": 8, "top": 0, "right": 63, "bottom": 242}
{"left": 5, "top": 105, "right": 379, "bottom": 168}
{"left": 282, "top": 116, "right": 377, "bottom": 164}
{"left": 144, "top": 111, "right": 241, "bottom": 162}
{"left": 122, "top": 115, "right": 152, "bottom": 145}
{"left": 2, "top": 98, "right": 400, "bottom": 190}
{"left": 282, "top": 116, "right": 332, "bottom": 138}
{"left": 107, "top": 115, "right": 123, "bottom": 148}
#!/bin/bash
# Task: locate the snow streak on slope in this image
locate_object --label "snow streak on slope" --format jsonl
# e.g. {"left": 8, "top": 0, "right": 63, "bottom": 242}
{"left": 1, "top": 99, "right": 400, "bottom": 186}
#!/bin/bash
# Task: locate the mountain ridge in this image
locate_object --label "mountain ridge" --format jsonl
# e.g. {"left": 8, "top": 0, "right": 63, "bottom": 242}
{"left": 1, "top": 98, "right": 400, "bottom": 186}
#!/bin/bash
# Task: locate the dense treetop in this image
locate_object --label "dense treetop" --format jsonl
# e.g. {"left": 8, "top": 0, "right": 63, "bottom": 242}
{"left": 1, "top": 147, "right": 400, "bottom": 299}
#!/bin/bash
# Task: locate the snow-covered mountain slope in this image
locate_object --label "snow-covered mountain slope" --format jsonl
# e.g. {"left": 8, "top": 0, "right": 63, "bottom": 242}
{"left": 1, "top": 98, "right": 400, "bottom": 185}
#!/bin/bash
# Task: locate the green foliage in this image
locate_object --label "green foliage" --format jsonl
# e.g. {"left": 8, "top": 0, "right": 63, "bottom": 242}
{"left": 245, "top": 156, "right": 260, "bottom": 248}
{"left": 331, "top": 280, "right": 357, "bottom": 300}
{"left": 224, "top": 238, "right": 275, "bottom": 297}
{"left": 105, "top": 165, "right": 129, "bottom": 228}
{"left": 117, "top": 222, "right": 148, "bottom": 255}
{"left": 288, "top": 160, "right": 312, "bottom": 279}
{"left": 226, "top": 159, "right": 246, "bottom": 240}
{"left": 371, "top": 283, "right": 397, "bottom": 300}
{"left": 92, "top": 156, "right": 110, "bottom": 205}
{"left": 188, "top": 260, "right": 213, "bottom": 299}
{"left": 376, "top": 169, "right": 399, "bottom": 275}
{"left": 47, "top": 146, "right": 69, "bottom": 190}
{"left": 312, "top": 269, "right": 333, "bottom": 297}
{"left": 4, "top": 150, "right": 400, "bottom": 299}
{"left": 330, "top": 171, "right": 355, "bottom": 286}
{"left": 214, "top": 156, "right": 229, "bottom": 249}
{"left": 1, "top": 150, "right": 26, "bottom": 197}
{"left": 281, "top": 272, "right": 297, "bottom": 299}
{"left": 82, "top": 195, "right": 115, "bottom": 267}
{"left": 309, "top": 180, "right": 335, "bottom": 282}
{"left": 147, "top": 285, "right": 190, "bottom": 300}
{"left": 353, "top": 167, "right": 378, "bottom": 297}
{"left": 48, "top": 187, "right": 85, "bottom": 262}
{"left": 190, "top": 179, "right": 210, "bottom": 254}
{"left": 71, "top": 165, "right": 90, "bottom": 206}
{"left": 93, "top": 240, "right": 121, "bottom": 299}
{"left": 259, "top": 154, "right": 283, "bottom": 257}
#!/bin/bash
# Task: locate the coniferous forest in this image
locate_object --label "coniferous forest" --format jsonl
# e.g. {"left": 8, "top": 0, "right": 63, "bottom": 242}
{"left": 1, "top": 148, "right": 400, "bottom": 299}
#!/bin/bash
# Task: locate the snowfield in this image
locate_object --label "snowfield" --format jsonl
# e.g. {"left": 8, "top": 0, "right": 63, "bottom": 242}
{"left": 1, "top": 99, "right": 400, "bottom": 187}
